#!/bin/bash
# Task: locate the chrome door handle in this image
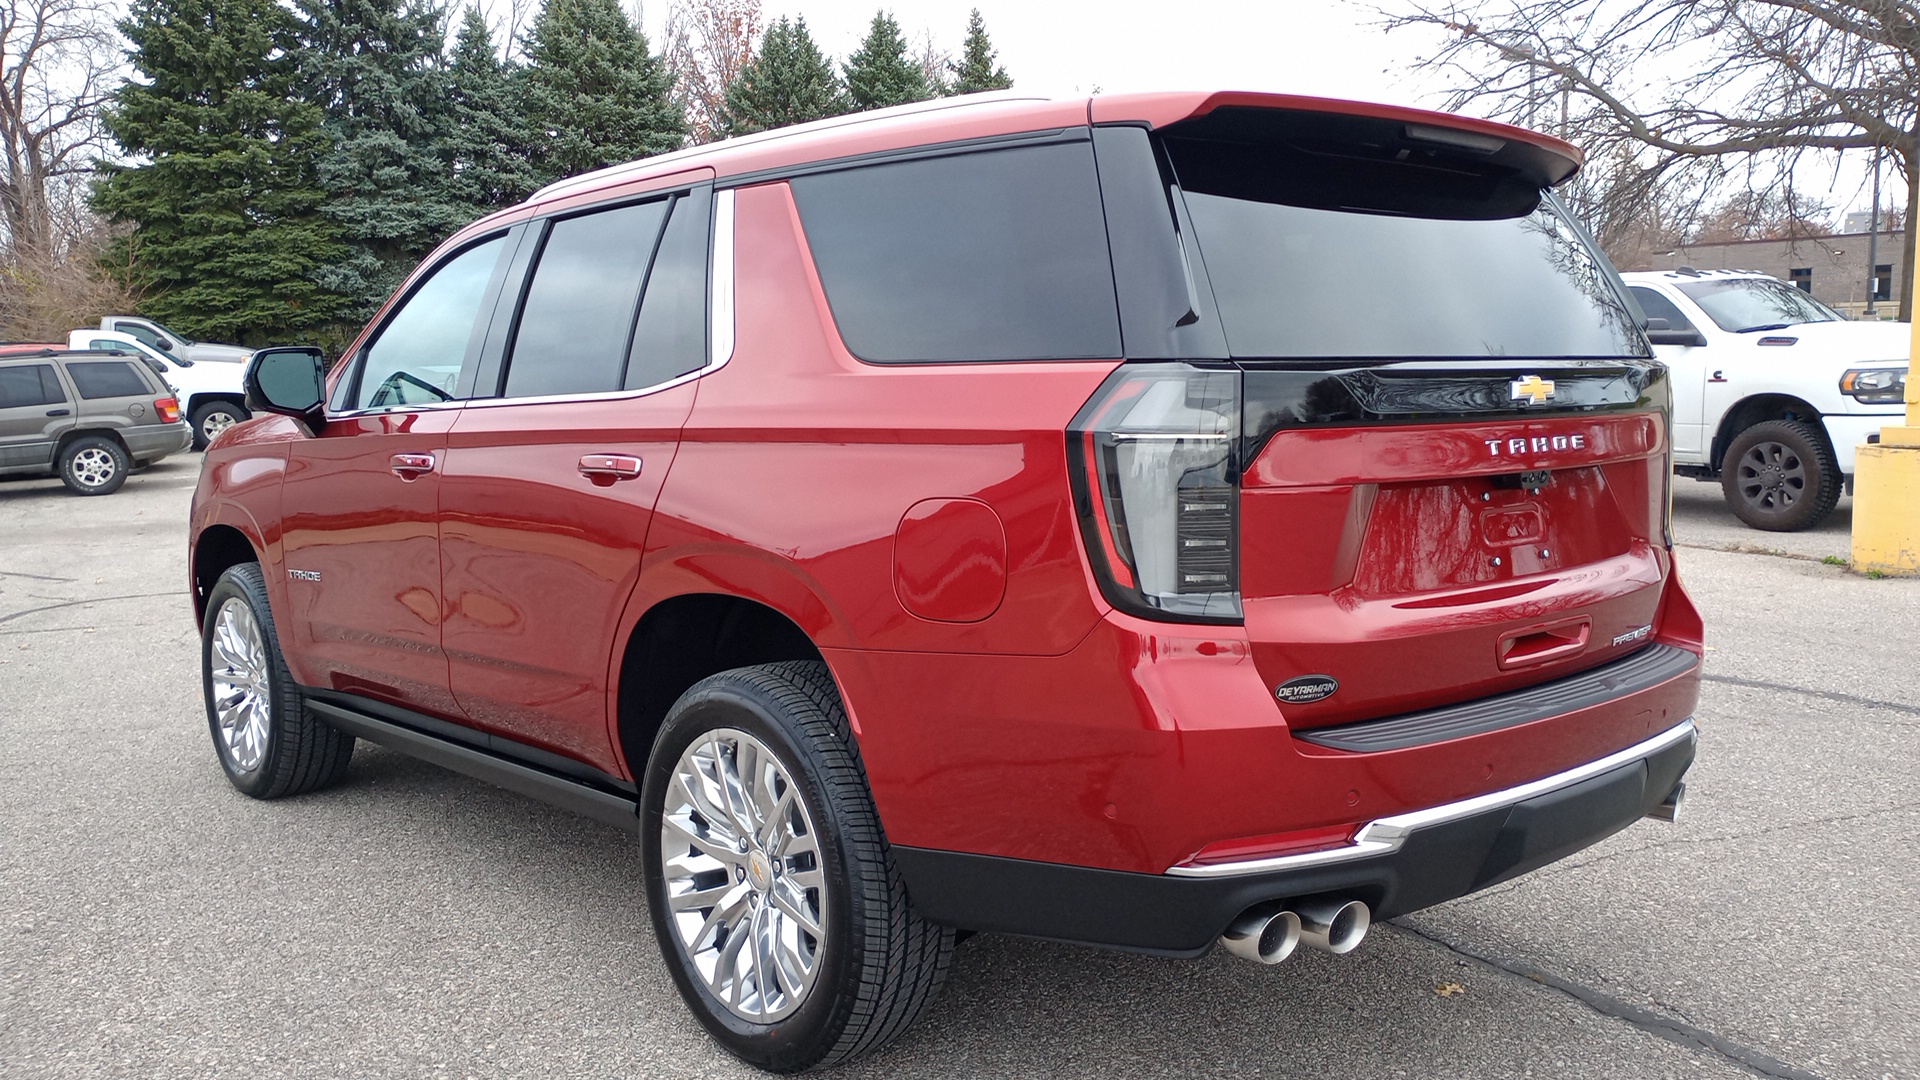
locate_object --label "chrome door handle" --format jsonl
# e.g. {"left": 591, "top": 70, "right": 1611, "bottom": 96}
{"left": 390, "top": 452, "right": 437, "bottom": 479}
{"left": 578, "top": 453, "right": 643, "bottom": 485}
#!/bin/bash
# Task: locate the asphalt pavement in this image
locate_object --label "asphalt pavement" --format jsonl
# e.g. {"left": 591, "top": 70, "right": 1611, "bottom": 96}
{"left": 1, "top": 458, "right": 1914, "bottom": 1080}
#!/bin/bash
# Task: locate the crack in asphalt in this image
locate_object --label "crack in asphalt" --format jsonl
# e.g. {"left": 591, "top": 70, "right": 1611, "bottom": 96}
{"left": 0, "top": 570, "right": 75, "bottom": 582}
{"left": 1388, "top": 922, "right": 1829, "bottom": 1080}
{"left": 0, "top": 593, "right": 182, "bottom": 626}
{"left": 1701, "top": 672, "right": 1920, "bottom": 719}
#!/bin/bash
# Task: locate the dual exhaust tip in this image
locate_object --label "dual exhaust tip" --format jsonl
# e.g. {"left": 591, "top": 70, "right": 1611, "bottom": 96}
{"left": 1220, "top": 898, "right": 1370, "bottom": 965}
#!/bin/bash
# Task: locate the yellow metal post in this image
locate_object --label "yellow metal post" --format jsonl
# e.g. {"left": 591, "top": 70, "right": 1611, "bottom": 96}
{"left": 1850, "top": 317, "right": 1920, "bottom": 575}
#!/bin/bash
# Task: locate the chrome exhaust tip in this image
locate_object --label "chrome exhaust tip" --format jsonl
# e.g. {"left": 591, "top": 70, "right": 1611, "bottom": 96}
{"left": 1647, "top": 781, "right": 1686, "bottom": 824}
{"left": 1220, "top": 907, "right": 1302, "bottom": 965}
{"left": 1291, "top": 897, "right": 1370, "bottom": 955}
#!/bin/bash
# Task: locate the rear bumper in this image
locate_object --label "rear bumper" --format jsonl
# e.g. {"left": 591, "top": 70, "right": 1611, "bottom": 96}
{"left": 124, "top": 422, "right": 191, "bottom": 462}
{"left": 893, "top": 719, "right": 1695, "bottom": 956}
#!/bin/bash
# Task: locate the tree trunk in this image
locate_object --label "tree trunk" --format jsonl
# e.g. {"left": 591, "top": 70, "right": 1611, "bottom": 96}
{"left": 1903, "top": 154, "right": 1918, "bottom": 322}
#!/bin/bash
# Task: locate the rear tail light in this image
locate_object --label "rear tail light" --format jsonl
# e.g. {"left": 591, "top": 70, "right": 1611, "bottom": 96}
{"left": 1067, "top": 363, "right": 1242, "bottom": 623}
{"left": 154, "top": 396, "right": 180, "bottom": 423}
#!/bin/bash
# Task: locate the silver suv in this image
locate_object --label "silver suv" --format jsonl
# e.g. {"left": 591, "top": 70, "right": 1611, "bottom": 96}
{"left": 0, "top": 347, "right": 192, "bottom": 495}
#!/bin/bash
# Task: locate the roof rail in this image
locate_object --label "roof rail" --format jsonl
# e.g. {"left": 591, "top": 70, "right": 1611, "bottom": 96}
{"left": 530, "top": 90, "right": 1052, "bottom": 201}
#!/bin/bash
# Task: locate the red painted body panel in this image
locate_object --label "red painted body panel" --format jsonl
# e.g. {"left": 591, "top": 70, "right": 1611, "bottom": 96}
{"left": 439, "top": 387, "right": 694, "bottom": 769}
{"left": 278, "top": 409, "right": 462, "bottom": 716}
{"left": 638, "top": 181, "right": 1115, "bottom": 660}
{"left": 893, "top": 499, "right": 1007, "bottom": 624}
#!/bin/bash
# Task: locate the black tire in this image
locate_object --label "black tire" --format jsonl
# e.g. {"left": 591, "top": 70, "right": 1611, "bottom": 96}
{"left": 189, "top": 400, "right": 249, "bottom": 450}
{"left": 1720, "top": 419, "right": 1842, "bottom": 532}
{"left": 58, "top": 435, "right": 130, "bottom": 495}
{"left": 640, "top": 661, "right": 952, "bottom": 1072}
{"left": 200, "top": 562, "right": 354, "bottom": 798}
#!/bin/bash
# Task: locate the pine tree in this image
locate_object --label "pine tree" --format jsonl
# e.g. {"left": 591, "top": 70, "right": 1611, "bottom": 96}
{"left": 94, "top": 0, "right": 350, "bottom": 342}
{"left": 440, "top": 7, "right": 540, "bottom": 215}
{"left": 949, "top": 9, "right": 1011, "bottom": 94}
{"left": 842, "top": 11, "right": 927, "bottom": 111}
{"left": 299, "top": 0, "right": 468, "bottom": 320}
{"left": 519, "top": 0, "right": 687, "bottom": 186}
{"left": 720, "top": 15, "right": 848, "bottom": 136}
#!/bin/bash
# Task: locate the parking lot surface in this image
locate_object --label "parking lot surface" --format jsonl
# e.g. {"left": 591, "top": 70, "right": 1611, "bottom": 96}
{"left": 2, "top": 460, "right": 1915, "bottom": 1079}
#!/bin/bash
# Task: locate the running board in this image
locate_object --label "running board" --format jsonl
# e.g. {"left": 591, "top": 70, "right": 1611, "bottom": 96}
{"left": 305, "top": 699, "right": 640, "bottom": 835}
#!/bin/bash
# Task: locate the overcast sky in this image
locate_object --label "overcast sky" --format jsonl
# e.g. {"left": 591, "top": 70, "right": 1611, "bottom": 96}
{"left": 628, "top": 0, "right": 1901, "bottom": 225}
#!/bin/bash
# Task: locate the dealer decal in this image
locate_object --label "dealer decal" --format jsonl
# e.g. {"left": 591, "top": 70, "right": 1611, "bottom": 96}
{"left": 1275, "top": 675, "right": 1339, "bottom": 704}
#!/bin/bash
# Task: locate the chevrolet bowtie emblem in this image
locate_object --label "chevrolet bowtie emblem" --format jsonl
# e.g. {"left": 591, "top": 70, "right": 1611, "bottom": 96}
{"left": 1510, "top": 375, "right": 1555, "bottom": 405}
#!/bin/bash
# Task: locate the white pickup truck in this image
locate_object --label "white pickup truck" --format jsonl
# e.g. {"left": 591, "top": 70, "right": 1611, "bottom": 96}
{"left": 1622, "top": 269, "right": 1910, "bottom": 531}
{"left": 95, "top": 316, "right": 251, "bottom": 366}
{"left": 69, "top": 330, "right": 251, "bottom": 450}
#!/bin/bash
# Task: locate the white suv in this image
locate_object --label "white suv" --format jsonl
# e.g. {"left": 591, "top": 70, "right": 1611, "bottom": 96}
{"left": 1622, "top": 269, "right": 1910, "bottom": 530}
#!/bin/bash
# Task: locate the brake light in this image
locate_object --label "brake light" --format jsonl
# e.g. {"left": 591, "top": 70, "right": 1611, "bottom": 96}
{"left": 1067, "top": 363, "right": 1242, "bottom": 623}
{"left": 154, "top": 396, "right": 180, "bottom": 423}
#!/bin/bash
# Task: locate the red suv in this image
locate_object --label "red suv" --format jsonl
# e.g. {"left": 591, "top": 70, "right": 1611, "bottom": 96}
{"left": 191, "top": 92, "right": 1701, "bottom": 1071}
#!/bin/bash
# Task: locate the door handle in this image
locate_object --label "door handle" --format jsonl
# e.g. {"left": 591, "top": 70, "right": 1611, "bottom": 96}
{"left": 578, "top": 453, "right": 643, "bottom": 486}
{"left": 46, "top": 408, "right": 70, "bottom": 416}
{"left": 390, "top": 452, "right": 437, "bottom": 480}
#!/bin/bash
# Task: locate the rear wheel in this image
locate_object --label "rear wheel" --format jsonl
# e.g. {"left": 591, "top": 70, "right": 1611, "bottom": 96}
{"left": 641, "top": 661, "right": 952, "bottom": 1072}
{"left": 58, "top": 435, "right": 129, "bottom": 495}
{"left": 190, "top": 401, "right": 248, "bottom": 450}
{"left": 1720, "top": 420, "right": 1842, "bottom": 531}
{"left": 200, "top": 562, "right": 354, "bottom": 798}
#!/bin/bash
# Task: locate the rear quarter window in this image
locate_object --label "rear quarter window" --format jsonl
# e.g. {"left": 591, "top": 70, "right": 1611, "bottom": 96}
{"left": 64, "top": 361, "right": 152, "bottom": 399}
{"left": 790, "top": 140, "right": 1121, "bottom": 363}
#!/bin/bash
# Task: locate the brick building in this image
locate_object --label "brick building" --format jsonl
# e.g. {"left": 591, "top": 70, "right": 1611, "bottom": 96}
{"left": 1622, "top": 230, "right": 1907, "bottom": 320}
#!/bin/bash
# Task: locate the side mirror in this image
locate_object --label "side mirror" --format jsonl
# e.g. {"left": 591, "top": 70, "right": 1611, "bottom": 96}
{"left": 245, "top": 346, "right": 328, "bottom": 435}
{"left": 155, "top": 338, "right": 174, "bottom": 351}
{"left": 1643, "top": 317, "right": 1671, "bottom": 331}
{"left": 1646, "top": 327, "right": 1708, "bottom": 347}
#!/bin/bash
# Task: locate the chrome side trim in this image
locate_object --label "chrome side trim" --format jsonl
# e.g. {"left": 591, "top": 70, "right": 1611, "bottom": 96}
{"left": 711, "top": 187, "right": 736, "bottom": 367}
{"left": 1165, "top": 719, "right": 1697, "bottom": 879}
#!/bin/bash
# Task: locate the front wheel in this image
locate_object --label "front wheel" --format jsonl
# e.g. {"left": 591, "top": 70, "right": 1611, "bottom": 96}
{"left": 1720, "top": 419, "right": 1842, "bottom": 531}
{"left": 200, "top": 562, "right": 354, "bottom": 798}
{"left": 640, "top": 661, "right": 952, "bottom": 1072}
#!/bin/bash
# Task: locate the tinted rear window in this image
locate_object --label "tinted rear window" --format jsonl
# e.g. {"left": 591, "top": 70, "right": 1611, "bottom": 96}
{"left": 505, "top": 199, "right": 669, "bottom": 398}
{"left": 0, "top": 363, "right": 64, "bottom": 407}
{"left": 625, "top": 191, "right": 710, "bottom": 390}
{"left": 791, "top": 141, "right": 1121, "bottom": 363}
{"left": 1166, "top": 140, "right": 1644, "bottom": 360}
{"left": 65, "top": 361, "right": 151, "bottom": 399}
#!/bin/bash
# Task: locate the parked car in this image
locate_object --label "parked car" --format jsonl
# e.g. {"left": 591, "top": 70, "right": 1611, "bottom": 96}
{"left": 1621, "top": 269, "right": 1910, "bottom": 530}
{"left": 0, "top": 345, "right": 190, "bottom": 494}
{"left": 191, "top": 91, "right": 1702, "bottom": 1071}
{"left": 95, "top": 315, "right": 252, "bottom": 366}
{"left": 70, "top": 330, "right": 252, "bottom": 449}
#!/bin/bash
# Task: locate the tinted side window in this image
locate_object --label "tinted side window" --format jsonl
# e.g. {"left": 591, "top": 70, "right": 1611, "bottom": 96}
{"left": 116, "top": 322, "right": 167, "bottom": 349}
{"left": 791, "top": 141, "right": 1122, "bottom": 362}
{"left": 0, "top": 364, "right": 64, "bottom": 407}
{"left": 626, "top": 192, "right": 710, "bottom": 390}
{"left": 505, "top": 200, "right": 670, "bottom": 398}
{"left": 1628, "top": 287, "right": 1694, "bottom": 331}
{"left": 65, "top": 361, "right": 151, "bottom": 399}
{"left": 353, "top": 234, "right": 508, "bottom": 410}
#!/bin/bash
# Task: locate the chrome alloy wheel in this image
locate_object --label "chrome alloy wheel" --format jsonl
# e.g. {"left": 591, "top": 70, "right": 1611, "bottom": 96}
{"left": 201, "top": 409, "right": 238, "bottom": 442}
{"left": 69, "top": 447, "right": 116, "bottom": 488}
{"left": 659, "top": 728, "right": 826, "bottom": 1023}
{"left": 209, "top": 597, "right": 272, "bottom": 772}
